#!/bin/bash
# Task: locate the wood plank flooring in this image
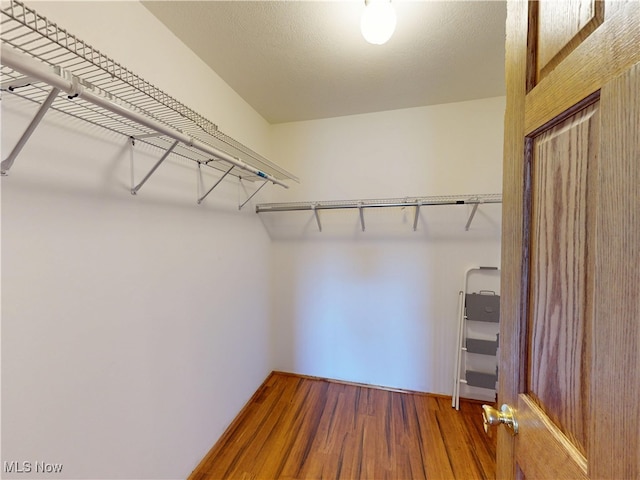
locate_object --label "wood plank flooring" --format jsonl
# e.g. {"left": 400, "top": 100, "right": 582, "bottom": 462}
{"left": 189, "top": 372, "right": 496, "bottom": 480}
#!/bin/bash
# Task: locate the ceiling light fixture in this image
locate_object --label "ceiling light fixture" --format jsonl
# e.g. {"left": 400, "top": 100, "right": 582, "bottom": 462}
{"left": 360, "top": 0, "right": 397, "bottom": 45}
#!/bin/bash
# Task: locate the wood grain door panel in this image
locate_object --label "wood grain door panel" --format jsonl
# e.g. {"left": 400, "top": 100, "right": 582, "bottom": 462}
{"left": 524, "top": 2, "right": 640, "bottom": 135}
{"left": 527, "top": 102, "right": 598, "bottom": 456}
{"left": 516, "top": 394, "right": 587, "bottom": 479}
{"left": 536, "top": 0, "right": 603, "bottom": 81}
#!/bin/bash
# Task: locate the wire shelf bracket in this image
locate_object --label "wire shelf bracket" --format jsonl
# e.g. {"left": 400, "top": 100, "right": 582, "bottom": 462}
{"left": 1, "top": 85, "right": 59, "bottom": 175}
{"left": 239, "top": 178, "right": 269, "bottom": 211}
{"left": 464, "top": 197, "right": 485, "bottom": 231}
{"left": 197, "top": 163, "right": 235, "bottom": 205}
{"left": 413, "top": 201, "right": 422, "bottom": 232}
{"left": 130, "top": 139, "right": 180, "bottom": 195}
{"left": 312, "top": 204, "right": 322, "bottom": 232}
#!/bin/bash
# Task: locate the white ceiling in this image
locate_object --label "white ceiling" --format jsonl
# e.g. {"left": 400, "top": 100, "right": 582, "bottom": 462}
{"left": 142, "top": 1, "right": 506, "bottom": 124}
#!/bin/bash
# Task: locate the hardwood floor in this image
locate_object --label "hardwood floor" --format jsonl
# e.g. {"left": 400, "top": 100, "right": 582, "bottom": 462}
{"left": 189, "top": 372, "right": 496, "bottom": 480}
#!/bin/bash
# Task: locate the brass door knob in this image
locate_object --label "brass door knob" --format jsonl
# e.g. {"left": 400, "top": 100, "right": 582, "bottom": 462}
{"left": 482, "top": 404, "right": 518, "bottom": 435}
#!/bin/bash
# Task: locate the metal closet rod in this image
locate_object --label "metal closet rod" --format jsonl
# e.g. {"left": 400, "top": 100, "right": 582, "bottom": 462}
{"left": 257, "top": 194, "right": 502, "bottom": 232}
{"left": 0, "top": 44, "right": 288, "bottom": 188}
{"left": 256, "top": 195, "right": 502, "bottom": 213}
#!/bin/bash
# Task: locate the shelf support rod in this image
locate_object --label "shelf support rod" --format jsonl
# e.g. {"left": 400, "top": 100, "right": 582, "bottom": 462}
{"left": 1, "top": 86, "right": 60, "bottom": 175}
{"left": 256, "top": 195, "right": 502, "bottom": 213}
{"left": 239, "top": 180, "right": 268, "bottom": 210}
{"left": 129, "top": 137, "right": 136, "bottom": 190}
{"left": 465, "top": 200, "right": 482, "bottom": 231}
{"left": 197, "top": 164, "right": 234, "bottom": 205}
{"left": 358, "top": 202, "right": 365, "bottom": 232}
{"left": 312, "top": 204, "right": 322, "bottom": 232}
{"left": 413, "top": 201, "right": 422, "bottom": 231}
{"left": 131, "top": 139, "right": 179, "bottom": 195}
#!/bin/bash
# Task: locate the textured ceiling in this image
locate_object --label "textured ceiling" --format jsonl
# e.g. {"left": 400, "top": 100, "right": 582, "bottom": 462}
{"left": 143, "top": 1, "right": 506, "bottom": 124}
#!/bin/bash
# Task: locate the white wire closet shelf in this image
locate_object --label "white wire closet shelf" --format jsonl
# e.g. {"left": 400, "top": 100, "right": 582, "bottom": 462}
{"left": 256, "top": 193, "right": 502, "bottom": 232}
{"left": 0, "top": 0, "right": 298, "bottom": 198}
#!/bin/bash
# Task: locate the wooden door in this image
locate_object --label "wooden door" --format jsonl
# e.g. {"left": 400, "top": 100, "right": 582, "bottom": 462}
{"left": 499, "top": 1, "right": 639, "bottom": 479}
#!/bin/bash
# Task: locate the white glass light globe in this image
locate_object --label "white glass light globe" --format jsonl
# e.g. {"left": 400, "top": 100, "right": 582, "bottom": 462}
{"left": 360, "top": 1, "right": 397, "bottom": 45}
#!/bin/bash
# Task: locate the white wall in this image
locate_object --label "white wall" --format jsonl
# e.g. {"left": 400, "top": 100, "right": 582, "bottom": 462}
{"left": 267, "top": 97, "right": 505, "bottom": 396}
{"left": 2, "top": 2, "right": 275, "bottom": 479}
